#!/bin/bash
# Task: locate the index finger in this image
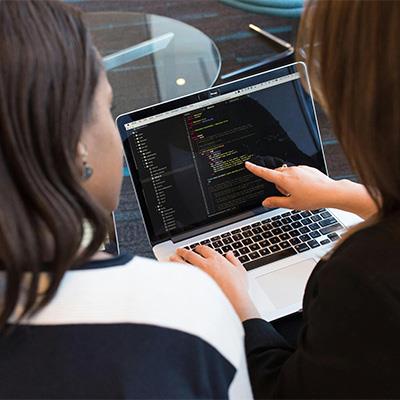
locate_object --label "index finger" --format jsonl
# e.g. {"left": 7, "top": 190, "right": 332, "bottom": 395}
{"left": 245, "top": 161, "right": 282, "bottom": 184}
{"left": 194, "top": 245, "right": 219, "bottom": 259}
{"left": 176, "top": 247, "right": 207, "bottom": 268}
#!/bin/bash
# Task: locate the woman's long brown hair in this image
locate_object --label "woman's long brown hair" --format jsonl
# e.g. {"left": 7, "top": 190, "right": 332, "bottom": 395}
{"left": 0, "top": 0, "right": 108, "bottom": 330}
{"left": 297, "top": 0, "right": 400, "bottom": 217}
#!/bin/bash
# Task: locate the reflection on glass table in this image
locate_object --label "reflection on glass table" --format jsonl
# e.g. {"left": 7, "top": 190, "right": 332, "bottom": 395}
{"left": 84, "top": 12, "right": 221, "bottom": 116}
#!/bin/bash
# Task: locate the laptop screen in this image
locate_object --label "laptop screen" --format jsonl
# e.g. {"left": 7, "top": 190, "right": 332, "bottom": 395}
{"left": 117, "top": 63, "right": 327, "bottom": 244}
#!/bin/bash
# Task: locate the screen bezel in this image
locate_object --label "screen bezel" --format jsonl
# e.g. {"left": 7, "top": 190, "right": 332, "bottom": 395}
{"left": 117, "top": 62, "right": 328, "bottom": 245}
{"left": 104, "top": 212, "right": 120, "bottom": 255}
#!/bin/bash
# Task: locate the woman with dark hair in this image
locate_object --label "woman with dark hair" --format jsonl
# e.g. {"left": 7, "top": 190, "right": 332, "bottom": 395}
{"left": 173, "top": 0, "right": 400, "bottom": 398}
{"left": 0, "top": 1, "right": 252, "bottom": 398}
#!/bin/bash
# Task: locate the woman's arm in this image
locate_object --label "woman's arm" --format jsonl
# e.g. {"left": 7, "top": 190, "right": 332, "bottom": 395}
{"left": 245, "top": 162, "right": 377, "bottom": 219}
{"left": 172, "top": 232, "right": 385, "bottom": 398}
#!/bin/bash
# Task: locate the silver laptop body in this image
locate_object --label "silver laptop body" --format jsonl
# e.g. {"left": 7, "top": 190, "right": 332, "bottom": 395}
{"left": 117, "top": 62, "right": 361, "bottom": 321}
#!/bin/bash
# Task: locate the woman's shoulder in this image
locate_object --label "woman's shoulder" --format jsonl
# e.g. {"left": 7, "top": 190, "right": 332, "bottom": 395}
{"left": 303, "top": 216, "right": 400, "bottom": 330}
{"left": 30, "top": 255, "right": 244, "bottom": 367}
{"left": 330, "top": 216, "right": 400, "bottom": 268}
{"left": 311, "top": 215, "right": 400, "bottom": 290}
{"left": 3, "top": 255, "right": 251, "bottom": 399}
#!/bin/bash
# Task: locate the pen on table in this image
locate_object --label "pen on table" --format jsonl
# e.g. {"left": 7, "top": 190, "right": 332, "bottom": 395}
{"left": 220, "top": 49, "right": 293, "bottom": 80}
{"left": 220, "top": 24, "right": 294, "bottom": 80}
{"left": 249, "top": 23, "right": 293, "bottom": 51}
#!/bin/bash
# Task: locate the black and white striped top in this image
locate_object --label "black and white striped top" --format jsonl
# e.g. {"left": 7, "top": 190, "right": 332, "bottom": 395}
{"left": 0, "top": 254, "right": 253, "bottom": 399}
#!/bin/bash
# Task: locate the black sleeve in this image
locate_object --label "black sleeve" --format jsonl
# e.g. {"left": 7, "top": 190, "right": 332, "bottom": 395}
{"left": 243, "top": 232, "right": 395, "bottom": 399}
{"left": 243, "top": 318, "right": 294, "bottom": 397}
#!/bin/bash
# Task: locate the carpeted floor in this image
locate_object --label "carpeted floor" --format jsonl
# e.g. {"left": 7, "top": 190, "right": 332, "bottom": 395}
{"left": 71, "top": 0, "right": 355, "bottom": 257}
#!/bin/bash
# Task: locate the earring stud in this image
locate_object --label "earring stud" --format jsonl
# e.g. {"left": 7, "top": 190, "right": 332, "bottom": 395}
{"left": 82, "top": 160, "right": 93, "bottom": 180}
{"left": 80, "top": 145, "right": 93, "bottom": 181}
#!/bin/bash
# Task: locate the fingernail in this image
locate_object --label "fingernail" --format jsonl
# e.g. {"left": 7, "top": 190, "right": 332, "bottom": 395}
{"left": 245, "top": 161, "right": 254, "bottom": 166}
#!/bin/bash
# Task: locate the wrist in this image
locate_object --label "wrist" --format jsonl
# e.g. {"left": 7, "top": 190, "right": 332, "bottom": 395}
{"left": 330, "top": 179, "right": 377, "bottom": 219}
{"left": 232, "top": 294, "right": 260, "bottom": 322}
{"left": 328, "top": 179, "right": 352, "bottom": 210}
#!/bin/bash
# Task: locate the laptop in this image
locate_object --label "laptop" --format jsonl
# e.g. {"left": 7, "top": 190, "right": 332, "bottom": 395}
{"left": 103, "top": 213, "right": 120, "bottom": 255}
{"left": 116, "top": 62, "right": 361, "bottom": 321}
{"left": 83, "top": 212, "right": 120, "bottom": 256}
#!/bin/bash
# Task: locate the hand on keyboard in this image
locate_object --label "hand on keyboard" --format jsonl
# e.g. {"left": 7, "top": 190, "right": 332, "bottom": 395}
{"left": 170, "top": 246, "right": 260, "bottom": 322}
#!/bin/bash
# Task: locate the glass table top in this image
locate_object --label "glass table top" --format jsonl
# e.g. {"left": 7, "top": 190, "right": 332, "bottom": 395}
{"left": 84, "top": 12, "right": 221, "bottom": 117}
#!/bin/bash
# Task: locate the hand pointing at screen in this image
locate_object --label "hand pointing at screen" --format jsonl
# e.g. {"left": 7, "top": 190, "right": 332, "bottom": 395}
{"left": 245, "top": 161, "right": 377, "bottom": 219}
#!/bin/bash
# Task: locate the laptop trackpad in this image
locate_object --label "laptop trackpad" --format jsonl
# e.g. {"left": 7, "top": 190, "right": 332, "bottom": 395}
{"left": 256, "top": 259, "right": 316, "bottom": 309}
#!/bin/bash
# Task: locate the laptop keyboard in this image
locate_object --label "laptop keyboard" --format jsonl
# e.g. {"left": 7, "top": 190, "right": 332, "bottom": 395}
{"left": 183, "top": 209, "right": 343, "bottom": 271}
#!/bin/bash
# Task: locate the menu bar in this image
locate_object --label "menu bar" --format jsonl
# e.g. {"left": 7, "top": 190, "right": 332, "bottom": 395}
{"left": 124, "top": 72, "right": 301, "bottom": 131}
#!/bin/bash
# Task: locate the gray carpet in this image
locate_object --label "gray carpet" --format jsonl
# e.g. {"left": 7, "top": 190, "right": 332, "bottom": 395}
{"left": 70, "top": 0, "right": 354, "bottom": 257}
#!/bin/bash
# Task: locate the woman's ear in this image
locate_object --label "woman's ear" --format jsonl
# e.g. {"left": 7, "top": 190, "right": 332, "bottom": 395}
{"left": 76, "top": 141, "right": 93, "bottom": 181}
{"left": 76, "top": 141, "right": 88, "bottom": 159}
